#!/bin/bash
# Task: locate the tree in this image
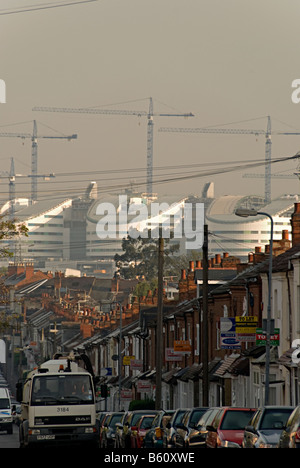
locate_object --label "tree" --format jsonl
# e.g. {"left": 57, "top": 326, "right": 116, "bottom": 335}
{"left": 114, "top": 234, "right": 179, "bottom": 281}
{"left": 0, "top": 217, "right": 28, "bottom": 333}
{"left": 0, "top": 217, "right": 28, "bottom": 258}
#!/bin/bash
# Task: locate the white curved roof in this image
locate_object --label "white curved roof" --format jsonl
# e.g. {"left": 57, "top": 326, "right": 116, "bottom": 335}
{"left": 206, "top": 194, "right": 298, "bottom": 224}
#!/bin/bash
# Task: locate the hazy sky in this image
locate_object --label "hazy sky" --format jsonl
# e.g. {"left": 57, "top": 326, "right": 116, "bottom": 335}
{"left": 1, "top": 0, "right": 300, "bottom": 204}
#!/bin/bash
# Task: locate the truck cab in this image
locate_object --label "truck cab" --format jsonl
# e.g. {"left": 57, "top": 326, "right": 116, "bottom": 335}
{"left": 17, "top": 354, "right": 99, "bottom": 448}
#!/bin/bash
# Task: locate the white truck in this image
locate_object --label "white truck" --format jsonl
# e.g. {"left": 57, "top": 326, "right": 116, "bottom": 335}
{"left": 0, "top": 386, "right": 13, "bottom": 434}
{"left": 16, "top": 353, "right": 99, "bottom": 448}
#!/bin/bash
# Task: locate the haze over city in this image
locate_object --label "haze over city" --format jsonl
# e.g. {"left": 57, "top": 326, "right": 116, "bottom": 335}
{"left": 1, "top": 0, "right": 300, "bottom": 204}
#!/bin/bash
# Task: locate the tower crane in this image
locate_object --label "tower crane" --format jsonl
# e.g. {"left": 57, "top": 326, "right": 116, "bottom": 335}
{"left": 159, "top": 116, "right": 300, "bottom": 203}
{"left": 0, "top": 157, "right": 56, "bottom": 219}
{"left": 33, "top": 97, "right": 194, "bottom": 197}
{"left": 0, "top": 157, "right": 17, "bottom": 219}
{"left": 0, "top": 120, "right": 77, "bottom": 202}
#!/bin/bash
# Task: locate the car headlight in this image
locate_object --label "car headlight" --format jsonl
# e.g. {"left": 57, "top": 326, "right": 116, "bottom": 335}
{"left": 258, "top": 442, "right": 273, "bottom": 448}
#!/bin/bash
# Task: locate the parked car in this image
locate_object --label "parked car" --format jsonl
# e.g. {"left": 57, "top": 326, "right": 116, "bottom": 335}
{"left": 206, "top": 407, "right": 256, "bottom": 448}
{"left": 99, "top": 412, "right": 111, "bottom": 447}
{"left": 163, "top": 408, "right": 189, "bottom": 448}
{"left": 143, "top": 410, "right": 174, "bottom": 448}
{"left": 188, "top": 407, "right": 221, "bottom": 448}
{"left": 117, "top": 410, "right": 159, "bottom": 448}
{"left": 130, "top": 414, "right": 156, "bottom": 448}
{"left": 96, "top": 411, "right": 108, "bottom": 434}
{"left": 174, "top": 407, "right": 209, "bottom": 448}
{"left": 114, "top": 411, "right": 129, "bottom": 448}
{"left": 101, "top": 412, "right": 126, "bottom": 448}
{"left": 278, "top": 405, "right": 300, "bottom": 448}
{"left": 243, "top": 406, "right": 294, "bottom": 448}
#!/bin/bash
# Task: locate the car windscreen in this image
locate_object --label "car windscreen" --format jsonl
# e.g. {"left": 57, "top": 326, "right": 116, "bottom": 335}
{"left": 260, "top": 409, "right": 293, "bottom": 429}
{"left": 220, "top": 410, "right": 255, "bottom": 430}
{"left": 140, "top": 416, "right": 155, "bottom": 429}
{"left": 109, "top": 413, "right": 124, "bottom": 428}
{"left": 31, "top": 374, "right": 94, "bottom": 405}
{"left": 173, "top": 410, "right": 187, "bottom": 426}
{"left": 189, "top": 409, "right": 207, "bottom": 427}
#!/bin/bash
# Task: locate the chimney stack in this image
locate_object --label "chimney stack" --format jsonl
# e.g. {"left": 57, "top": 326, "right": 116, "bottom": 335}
{"left": 291, "top": 203, "right": 300, "bottom": 246}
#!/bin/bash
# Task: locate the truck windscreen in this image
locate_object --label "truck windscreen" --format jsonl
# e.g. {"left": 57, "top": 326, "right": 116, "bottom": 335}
{"left": 31, "top": 374, "right": 94, "bottom": 406}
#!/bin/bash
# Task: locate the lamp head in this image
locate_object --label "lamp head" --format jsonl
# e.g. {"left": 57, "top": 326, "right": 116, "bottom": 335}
{"left": 235, "top": 208, "right": 258, "bottom": 218}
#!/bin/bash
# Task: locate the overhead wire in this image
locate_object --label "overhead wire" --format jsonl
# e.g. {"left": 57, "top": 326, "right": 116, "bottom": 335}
{"left": 0, "top": 0, "right": 98, "bottom": 16}
{"left": 0, "top": 151, "right": 299, "bottom": 204}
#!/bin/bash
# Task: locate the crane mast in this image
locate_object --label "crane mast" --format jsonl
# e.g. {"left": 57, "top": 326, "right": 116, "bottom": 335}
{"left": 159, "top": 116, "right": 300, "bottom": 204}
{"left": 0, "top": 120, "right": 77, "bottom": 202}
{"left": 147, "top": 97, "right": 154, "bottom": 195}
{"left": 33, "top": 97, "right": 194, "bottom": 198}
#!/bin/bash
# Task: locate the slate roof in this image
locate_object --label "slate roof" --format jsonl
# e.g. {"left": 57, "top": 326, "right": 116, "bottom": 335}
{"left": 206, "top": 243, "right": 300, "bottom": 298}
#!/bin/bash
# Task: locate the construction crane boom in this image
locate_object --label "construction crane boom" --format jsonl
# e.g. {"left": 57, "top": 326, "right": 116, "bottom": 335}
{"left": 32, "top": 105, "right": 193, "bottom": 118}
{"left": 243, "top": 173, "right": 296, "bottom": 179}
{"left": 33, "top": 97, "right": 194, "bottom": 197}
{"left": 0, "top": 120, "right": 77, "bottom": 202}
{"left": 159, "top": 116, "right": 300, "bottom": 203}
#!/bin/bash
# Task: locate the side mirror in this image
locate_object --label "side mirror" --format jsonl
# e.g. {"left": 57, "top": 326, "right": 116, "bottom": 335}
{"left": 16, "top": 381, "right": 23, "bottom": 403}
{"left": 206, "top": 425, "right": 217, "bottom": 433}
{"left": 245, "top": 425, "right": 256, "bottom": 434}
{"left": 176, "top": 423, "right": 187, "bottom": 431}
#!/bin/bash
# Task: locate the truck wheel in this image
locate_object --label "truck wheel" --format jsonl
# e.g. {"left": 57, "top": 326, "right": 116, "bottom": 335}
{"left": 19, "top": 425, "right": 25, "bottom": 448}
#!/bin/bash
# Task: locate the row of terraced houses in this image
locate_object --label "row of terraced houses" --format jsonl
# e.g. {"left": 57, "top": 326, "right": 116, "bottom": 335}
{"left": 2, "top": 203, "right": 300, "bottom": 411}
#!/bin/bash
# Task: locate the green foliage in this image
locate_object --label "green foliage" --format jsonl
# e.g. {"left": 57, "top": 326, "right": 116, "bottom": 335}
{"left": 128, "top": 399, "right": 155, "bottom": 411}
{"left": 0, "top": 217, "right": 28, "bottom": 258}
{"left": 0, "top": 217, "right": 28, "bottom": 332}
{"left": 114, "top": 235, "right": 179, "bottom": 281}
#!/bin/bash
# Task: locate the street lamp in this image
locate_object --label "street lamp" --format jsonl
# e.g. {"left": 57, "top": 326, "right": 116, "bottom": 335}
{"left": 235, "top": 208, "right": 273, "bottom": 405}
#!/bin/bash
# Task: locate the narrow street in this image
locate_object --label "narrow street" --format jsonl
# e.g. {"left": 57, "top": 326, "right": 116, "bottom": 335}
{"left": 0, "top": 425, "right": 19, "bottom": 449}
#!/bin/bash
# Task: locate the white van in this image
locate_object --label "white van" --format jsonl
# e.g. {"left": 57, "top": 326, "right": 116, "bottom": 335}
{"left": 0, "top": 387, "right": 13, "bottom": 434}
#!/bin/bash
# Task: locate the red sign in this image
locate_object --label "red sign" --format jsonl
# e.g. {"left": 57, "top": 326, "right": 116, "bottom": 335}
{"left": 165, "top": 348, "right": 183, "bottom": 362}
{"left": 130, "top": 359, "right": 143, "bottom": 371}
{"left": 121, "top": 389, "right": 132, "bottom": 401}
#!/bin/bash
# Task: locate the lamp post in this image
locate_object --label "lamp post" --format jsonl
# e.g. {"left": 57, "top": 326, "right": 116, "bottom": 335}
{"left": 235, "top": 208, "right": 273, "bottom": 405}
{"left": 115, "top": 302, "right": 123, "bottom": 411}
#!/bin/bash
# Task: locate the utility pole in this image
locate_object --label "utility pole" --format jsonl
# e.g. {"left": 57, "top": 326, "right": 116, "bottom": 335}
{"left": 155, "top": 236, "right": 164, "bottom": 410}
{"left": 118, "top": 302, "right": 123, "bottom": 411}
{"left": 202, "top": 224, "right": 209, "bottom": 406}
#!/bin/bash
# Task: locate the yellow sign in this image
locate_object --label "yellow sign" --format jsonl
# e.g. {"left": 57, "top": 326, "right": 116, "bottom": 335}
{"left": 174, "top": 340, "right": 191, "bottom": 352}
{"left": 122, "top": 355, "right": 135, "bottom": 365}
{"left": 235, "top": 316, "right": 258, "bottom": 334}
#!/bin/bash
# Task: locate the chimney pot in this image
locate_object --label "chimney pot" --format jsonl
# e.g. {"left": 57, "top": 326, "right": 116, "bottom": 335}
{"left": 282, "top": 230, "right": 289, "bottom": 240}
